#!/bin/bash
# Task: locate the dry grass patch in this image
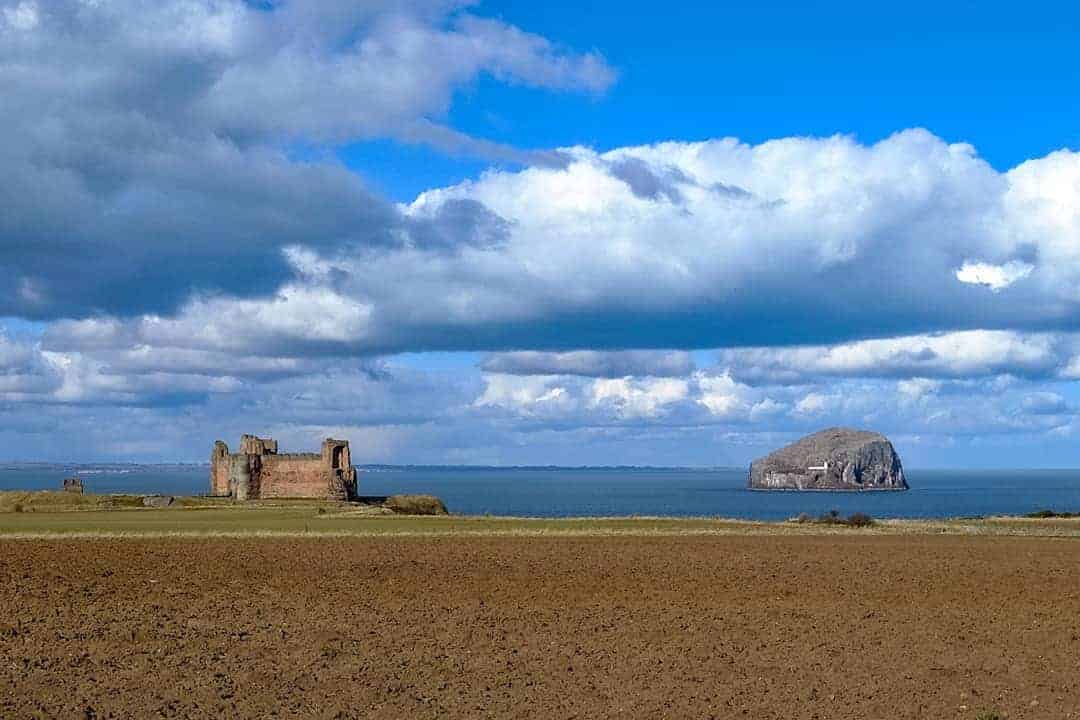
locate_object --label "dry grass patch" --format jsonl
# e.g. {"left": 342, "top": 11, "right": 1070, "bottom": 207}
{"left": 0, "top": 491, "right": 141, "bottom": 513}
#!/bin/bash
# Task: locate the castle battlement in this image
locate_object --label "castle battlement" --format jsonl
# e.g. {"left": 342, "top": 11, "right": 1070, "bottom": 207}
{"left": 210, "top": 435, "right": 358, "bottom": 501}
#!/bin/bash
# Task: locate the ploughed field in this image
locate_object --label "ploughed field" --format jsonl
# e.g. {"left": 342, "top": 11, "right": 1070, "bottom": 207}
{"left": 2, "top": 536, "right": 1079, "bottom": 719}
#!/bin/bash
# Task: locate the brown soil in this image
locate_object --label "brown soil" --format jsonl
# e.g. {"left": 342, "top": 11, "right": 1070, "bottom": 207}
{"left": 1, "top": 536, "right": 1078, "bottom": 719}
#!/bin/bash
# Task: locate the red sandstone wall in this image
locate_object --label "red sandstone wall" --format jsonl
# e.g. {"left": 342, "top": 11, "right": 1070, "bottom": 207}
{"left": 210, "top": 446, "right": 233, "bottom": 497}
{"left": 257, "top": 455, "right": 329, "bottom": 498}
{"left": 211, "top": 461, "right": 231, "bottom": 496}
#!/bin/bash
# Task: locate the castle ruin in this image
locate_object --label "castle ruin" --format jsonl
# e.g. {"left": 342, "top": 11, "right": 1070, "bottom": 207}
{"left": 210, "top": 435, "right": 358, "bottom": 500}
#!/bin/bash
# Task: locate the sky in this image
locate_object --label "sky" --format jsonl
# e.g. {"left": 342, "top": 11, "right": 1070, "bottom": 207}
{"left": 2, "top": 0, "right": 1080, "bottom": 467}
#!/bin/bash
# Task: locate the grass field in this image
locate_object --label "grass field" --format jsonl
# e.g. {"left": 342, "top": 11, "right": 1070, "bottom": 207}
{"left": 2, "top": 491, "right": 1079, "bottom": 538}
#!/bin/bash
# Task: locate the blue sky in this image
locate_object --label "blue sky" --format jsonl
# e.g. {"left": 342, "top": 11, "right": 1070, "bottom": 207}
{"left": 3, "top": 0, "right": 1080, "bottom": 467}
{"left": 344, "top": 0, "right": 1080, "bottom": 200}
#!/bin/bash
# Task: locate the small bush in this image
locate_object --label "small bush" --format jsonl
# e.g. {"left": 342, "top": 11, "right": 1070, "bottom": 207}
{"left": 1025, "top": 509, "right": 1078, "bottom": 519}
{"left": 846, "top": 512, "right": 875, "bottom": 527}
{"left": 384, "top": 494, "right": 449, "bottom": 516}
{"left": 815, "top": 509, "right": 843, "bottom": 524}
{"left": 805, "top": 510, "right": 874, "bottom": 527}
{"left": 792, "top": 512, "right": 812, "bottom": 524}
{"left": 974, "top": 710, "right": 1002, "bottom": 720}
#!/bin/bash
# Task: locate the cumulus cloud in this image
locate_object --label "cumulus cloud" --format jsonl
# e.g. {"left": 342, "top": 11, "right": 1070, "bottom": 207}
{"left": 897, "top": 378, "right": 942, "bottom": 401}
{"left": 8, "top": 325, "right": 1080, "bottom": 464}
{"left": 0, "top": 331, "right": 59, "bottom": 396}
{"left": 0, "top": 0, "right": 612, "bottom": 319}
{"left": 382, "top": 131, "right": 1077, "bottom": 351}
{"left": 696, "top": 373, "right": 754, "bottom": 419}
{"left": 794, "top": 393, "right": 830, "bottom": 416}
{"left": 52, "top": 129, "right": 1080, "bottom": 359}
{"left": 718, "top": 330, "right": 1080, "bottom": 384}
{"left": 475, "top": 374, "right": 577, "bottom": 417}
{"left": 8, "top": 116, "right": 1080, "bottom": 359}
{"left": 5, "top": 3, "right": 1080, "bottom": 465}
{"left": 589, "top": 377, "right": 689, "bottom": 419}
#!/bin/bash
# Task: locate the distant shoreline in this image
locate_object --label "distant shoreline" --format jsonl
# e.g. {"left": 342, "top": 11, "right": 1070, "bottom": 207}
{"left": 0, "top": 491, "right": 1078, "bottom": 539}
{"left": 5, "top": 462, "right": 1080, "bottom": 472}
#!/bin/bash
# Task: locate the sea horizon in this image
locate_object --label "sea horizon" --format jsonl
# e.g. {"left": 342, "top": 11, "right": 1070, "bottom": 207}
{"left": 5, "top": 460, "right": 1080, "bottom": 472}
{"left": 4, "top": 464, "right": 1079, "bottom": 521}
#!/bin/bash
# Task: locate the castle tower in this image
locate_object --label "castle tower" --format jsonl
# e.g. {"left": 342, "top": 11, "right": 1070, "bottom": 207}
{"left": 210, "top": 435, "right": 358, "bottom": 500}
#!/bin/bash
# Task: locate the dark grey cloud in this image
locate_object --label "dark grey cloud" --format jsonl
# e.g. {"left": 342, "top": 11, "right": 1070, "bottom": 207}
{"left": 5, "top": 3, "right": 1080, "bottom": 468}
{"left": 0, "top": 0, "right": 612, "bottom": 319}
{"left": 23, "top": 131, "right": 1080, "bottom": 368}
{"left": 607, "top": 157, "right": 690, "bottom": 203}
{"left": 0, "top": 135, "right": 400, "bottom": 317}
{"left": 407, "top": 198, "right": 512, "bottom": 251}
{"left": 0, "top": 332, "right": 60, "bottom": 395}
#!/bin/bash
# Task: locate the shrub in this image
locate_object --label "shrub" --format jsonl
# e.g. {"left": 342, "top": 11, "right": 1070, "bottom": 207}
{"left": 807, "top": 510, "right": 874, "bottom": 527}
{"left": 792, "top": 512, "right": 812, "bottom": 524}
{"left": 384, "top": 494, "right": 449, "bottom": 516}
{"left": 1025, "top": 509, "right": 1077, "bottom": 519}
{"left": 846, "top": 512, "right": 875, "bottom": 527}
{"left": 974, "top": 710, "right": 1002, "bottom": 720}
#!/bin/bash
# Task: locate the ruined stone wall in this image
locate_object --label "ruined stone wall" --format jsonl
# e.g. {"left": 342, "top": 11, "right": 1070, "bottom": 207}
{"left": 240, "top": 435, "right": 278, "bottom": 456}
{"left": 210, "top": 436, "right": 358, "bottom": 499}
{"left": 210, "top": 460, "right": 231, "bottom": 497}
{"left": 257, "top": 455, "right": 332, "bottom": 499}
{"left": 210, "top": 441, "right": 232, "bottom": 497}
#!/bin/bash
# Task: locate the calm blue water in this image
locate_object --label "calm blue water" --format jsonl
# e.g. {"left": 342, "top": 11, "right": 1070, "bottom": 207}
{"left": 3, "top": 464, "right": 1080, "bottom": 520}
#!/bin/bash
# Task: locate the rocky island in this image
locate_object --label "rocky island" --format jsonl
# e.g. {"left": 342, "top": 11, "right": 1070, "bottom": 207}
{"left": 748, "top": 427, "right": 907, "bottom": 491}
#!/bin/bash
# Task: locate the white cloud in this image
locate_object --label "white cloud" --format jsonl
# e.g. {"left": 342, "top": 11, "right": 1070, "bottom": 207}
{"left": 794, "top": 393, "right": 830, "bottom": 415}
{"left": 475, "top": 374, "right": 576, "bottom": 415}
{"left": 897, "top": 378, "right": 941, "bottom": 400}
{"left": 749, "top": 398, "right": 786, "bottom": 421}
{"left": 695, "top": 372, "right": 751, "bottom": 418}
{"left": 8, "top": 6, "right": 1080, "bottom": 466}
{"left": 955, "top": 260, "right": 1033, "bottom": 291}
{"left": 0, "top": 0, "right": 614, "bottom": 319}
{"left": 720, "top": 330, "right": 1072, "bottom": 383}
{"left": 26, "top": 130, "right": 1080, "bottom": 360}
{"left": 589, "top": 377, "right": 689, "bottom": 419}
{"left": 1004, "top": 149, "right": 1080, "bottom": 302}
{"left": 9, "top": 326, "right": 1080, "bottom": 464}
{"left": 2, "top": 1, "right": 38, "bottom": 31}
{"left": 47, "top": 286, "right": 374, "bottom": 356}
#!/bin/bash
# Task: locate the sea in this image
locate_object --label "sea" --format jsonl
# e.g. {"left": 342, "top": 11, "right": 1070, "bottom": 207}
{"left": 3, "top": 464, "right": 1080, "bottom": 520}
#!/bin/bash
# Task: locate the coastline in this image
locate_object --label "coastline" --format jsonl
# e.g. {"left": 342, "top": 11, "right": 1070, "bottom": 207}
{"left": 0, "top": 491, "right": 1078, "bottom": 539}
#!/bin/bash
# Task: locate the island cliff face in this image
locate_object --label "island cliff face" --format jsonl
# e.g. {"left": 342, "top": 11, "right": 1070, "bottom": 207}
{"left": 748, "top": 428, "right": 907, "bottom": 491}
